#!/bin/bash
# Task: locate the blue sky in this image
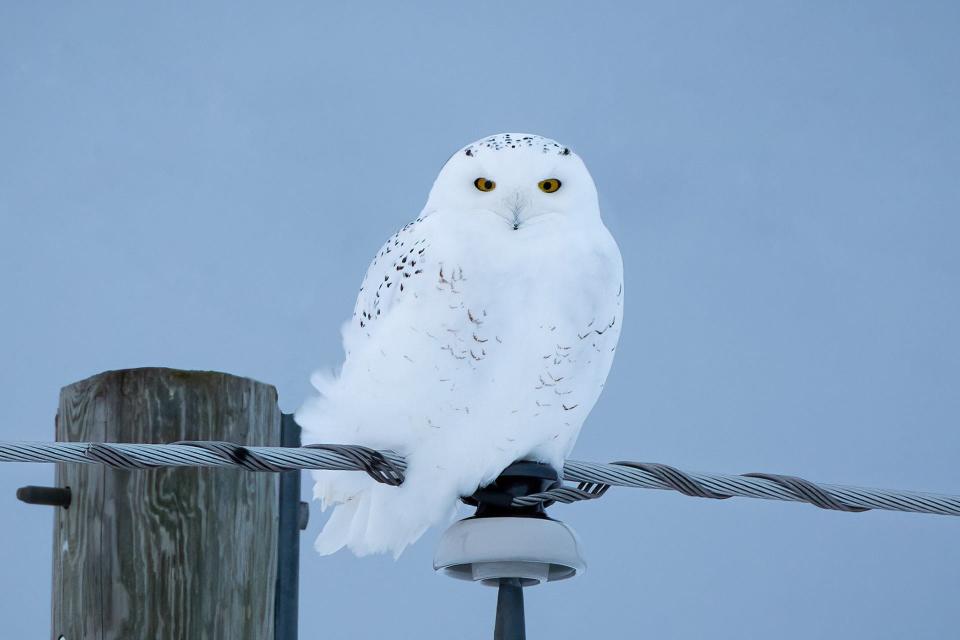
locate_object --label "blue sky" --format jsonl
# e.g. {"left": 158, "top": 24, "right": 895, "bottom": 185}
{"left": 2, "top": 2, "right": 958, "bottom": 637}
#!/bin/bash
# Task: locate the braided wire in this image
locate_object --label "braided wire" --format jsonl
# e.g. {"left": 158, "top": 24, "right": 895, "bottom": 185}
{"left": 1, "top": 441, "right": 406, "bottom": 479}
{"left": 2, "top": 441, "right": 958, "bottom": 517}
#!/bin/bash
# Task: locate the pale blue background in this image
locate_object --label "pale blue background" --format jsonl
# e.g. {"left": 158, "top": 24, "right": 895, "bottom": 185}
{"left": 2, "top": 2, "right": 958, "bottom": 638}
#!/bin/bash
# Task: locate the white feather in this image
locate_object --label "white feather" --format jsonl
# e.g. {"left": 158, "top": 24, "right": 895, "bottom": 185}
{"left": 296, "top": 133, "right": 623, "bottom": 557}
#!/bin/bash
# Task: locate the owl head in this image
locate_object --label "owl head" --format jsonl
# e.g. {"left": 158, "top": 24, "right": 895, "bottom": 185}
{"left": 424, "top": 133, "right": 600, "bottom": 230}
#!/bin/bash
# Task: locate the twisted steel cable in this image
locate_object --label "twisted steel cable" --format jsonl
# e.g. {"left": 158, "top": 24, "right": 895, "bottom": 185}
{"left": 551, "top": 460, "right": 960, "bottom": 515}
{"left": 2, "top": 441, "right": 406, "bottom": 484}
{"left": 2, "top": 441, "right": 958, "bottom": 517}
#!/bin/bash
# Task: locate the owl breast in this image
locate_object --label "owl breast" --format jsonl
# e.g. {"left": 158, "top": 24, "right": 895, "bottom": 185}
{"left": 336, "top": 210, "right": 623, "bottom": 469}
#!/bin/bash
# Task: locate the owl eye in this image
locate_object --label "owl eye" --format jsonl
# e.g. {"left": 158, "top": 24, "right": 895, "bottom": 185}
{"left": 538, "top": 179, "right": 562, "bottom": 193}
{"left": 474, "top": 177, "right": 496, "bottom": 192}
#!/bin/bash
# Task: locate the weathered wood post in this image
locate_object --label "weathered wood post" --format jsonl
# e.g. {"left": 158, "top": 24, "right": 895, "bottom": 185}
{"left": 50, "top": 368, "right": 286, "bottom": 640}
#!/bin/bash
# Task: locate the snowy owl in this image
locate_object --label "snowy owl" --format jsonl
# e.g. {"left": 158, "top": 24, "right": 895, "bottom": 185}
{"left": 296, "top": 133, "right": 623, "bottom": 557}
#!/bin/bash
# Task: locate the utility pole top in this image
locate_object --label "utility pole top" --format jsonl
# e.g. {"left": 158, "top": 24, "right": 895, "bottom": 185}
{"left": 44, "top": 368, "right": 292, "bottom": 640}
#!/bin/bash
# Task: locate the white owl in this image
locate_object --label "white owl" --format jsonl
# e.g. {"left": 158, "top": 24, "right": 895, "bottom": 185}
{"left": 296, "top": 133, "right": 623, "bottom": 557}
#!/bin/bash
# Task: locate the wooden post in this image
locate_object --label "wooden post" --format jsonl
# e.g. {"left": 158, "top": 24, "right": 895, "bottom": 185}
{"left": 51, "top": 368, "right": 282, "bottom": 640}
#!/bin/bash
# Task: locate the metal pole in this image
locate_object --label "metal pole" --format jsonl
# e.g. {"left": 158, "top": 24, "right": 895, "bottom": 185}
{"left": 274, "top": 413, "right": 304, "bottom": 640}
{"left": 494, "top": 578, "right": 526, "bottom": 640}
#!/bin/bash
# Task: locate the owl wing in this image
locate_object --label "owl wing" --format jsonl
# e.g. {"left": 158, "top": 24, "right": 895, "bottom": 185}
{"left": 348, "top": 217, "right": 430, "bottom": 340}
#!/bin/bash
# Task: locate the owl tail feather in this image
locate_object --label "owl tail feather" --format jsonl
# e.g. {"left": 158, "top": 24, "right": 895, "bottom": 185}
{"left": 311, "top": 465, "right": 460, "bottom": 558}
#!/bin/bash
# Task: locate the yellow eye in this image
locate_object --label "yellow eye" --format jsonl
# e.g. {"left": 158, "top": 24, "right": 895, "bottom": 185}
{"left": 474, "top": 177, "right": 496, "bottom": 192}
{"left": 538, "top": 178, "right": 562, "bottom": 193}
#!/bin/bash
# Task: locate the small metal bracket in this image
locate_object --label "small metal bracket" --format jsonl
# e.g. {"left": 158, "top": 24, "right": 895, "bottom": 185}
{"left": 298, "top": 501, "right": 310, "bottom": 531}
{"left": 274, "top": 414, "right": 303, "bottom": 640}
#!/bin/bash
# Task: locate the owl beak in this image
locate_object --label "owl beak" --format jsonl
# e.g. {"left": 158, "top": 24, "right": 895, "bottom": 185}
{"left": 501, "top": 190, "right": 529, "bottom": 231}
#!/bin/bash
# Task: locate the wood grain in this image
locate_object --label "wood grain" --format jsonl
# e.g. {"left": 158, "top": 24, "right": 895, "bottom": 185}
{"left": 52, "top": 368, "right": 280, "bottom": 640}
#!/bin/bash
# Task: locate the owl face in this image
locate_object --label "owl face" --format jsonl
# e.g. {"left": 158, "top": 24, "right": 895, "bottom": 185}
{"left": 425, "top": 133, "right": 600, "bottom": 230}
